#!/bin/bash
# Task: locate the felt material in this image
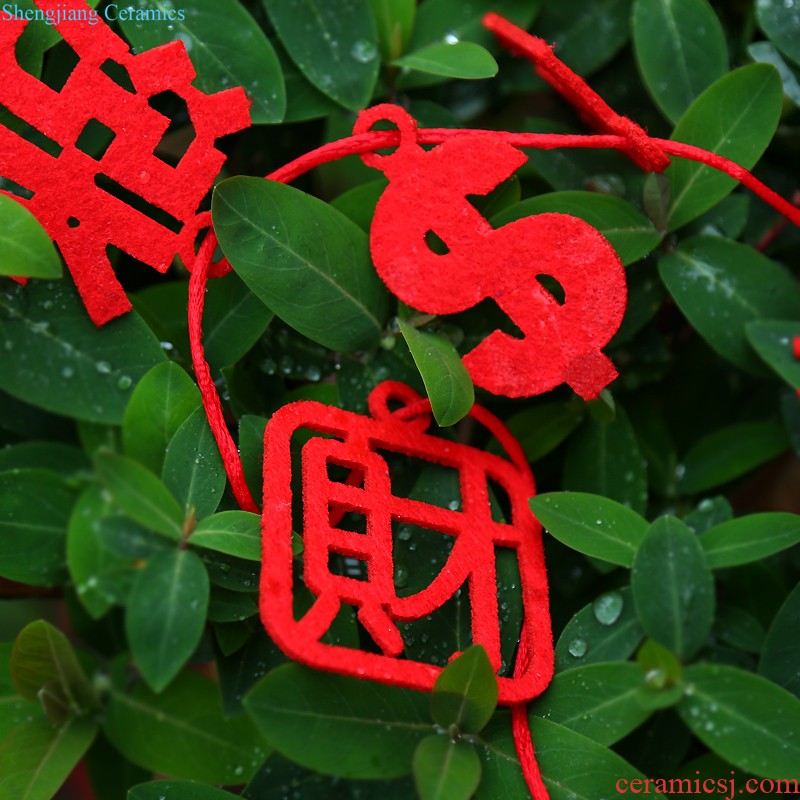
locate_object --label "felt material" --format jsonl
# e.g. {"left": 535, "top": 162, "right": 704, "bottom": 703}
{"left": 0, "top": 0, "right": 250, "bottom": 325}
{"left": 353, "top": 104, "right": 627, "bottom": 401}
{"left": 483, "top": 12, "right": 670, "bottom": 174}
{"left": 258, "top": 380, "right": 554, "bottom": 705}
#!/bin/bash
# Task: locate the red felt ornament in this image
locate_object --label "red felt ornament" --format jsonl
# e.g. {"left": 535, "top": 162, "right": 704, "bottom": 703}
{"left": 354, "top": 104, "right": 628, "bottom": 400}
{"left": 0, "top": 0, "right": 250, "bottom": 325}
{"left": 259, "top": 380, "right": 553, "bottom": 705}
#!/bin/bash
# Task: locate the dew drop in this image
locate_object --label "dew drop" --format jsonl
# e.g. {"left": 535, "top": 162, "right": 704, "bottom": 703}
{"left": 116, "top": 374, "right": 132, "bottom": 391}
{"left": 95, "top": 360, "right": 112, "bottom": 375}
{"left": 61, "top": 366, "right": 75, "bottom": 379}
{"left": 568, "top": 638, "right": 588, "bottom": 658}
{"left": 592, "top": 591, "right": 623, "bottom": 626}
{"left": 350, "top": 39, "right": 377, "bottom": 63}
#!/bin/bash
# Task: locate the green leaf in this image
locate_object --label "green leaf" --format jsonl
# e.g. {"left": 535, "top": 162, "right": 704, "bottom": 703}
{"left": 118, "top": 0, "right": 285, "bottom": 124}
{"left": 683, "top": 496, "right": 733, "bottom": 535}
{"left": 0, "top": 442, "right": 88, "bottom": 477}
{"left": 636, "top": 639, "right": 684, "bottom": 710}
{"left": 492, "top": 401, "right": 584, "bottom": 463}
{"left": 263, "top": 0, "right": 378, "bottom": 111}
{"left": 699, "top": 513, "right": 800, "bottom": 569}
{"left": 531, "top": 662, "right": 650, "bottom": 745}
{"left": 679, "top": 664, "right": 800, "bottom": 779}
{"left": 213, "top": 177, "right": 390, "bottom": 352}
{"left": 189, "top": 511, "right": 262, "bottom": 561}
{"left": 413, "top": 736, "right": 481, "bottom": 800}
{"left": 244, "top": 663, "right": 431, "bottom": 778}
{"left": 659, "top": 237, "right": 800, "bottom": 372}
{"left": 563, "top": 407, "right": 648, "bottom": 515}
{"left": 746, "top": 320, "right": 800, "bottom": 391}
{"left": 162, "top": 407, "right": 226, "bottom": 521}
{"left": 759, "top": 584, "right": 800, "bottom": 698}
{"left": 431, "top": 646, "right": 498, "bottom": 734}
{"left": 207, "top": 586, "right": 259, "bottom": 623}
{"left": 749, "top": 41, "right": 800, "bottom": 109}
{"left": 0, "top": 644, "right": 42, "bottom": 742}
{"left": 493, "top": 192, "right": 661, "bottom": 266}
{"left": 104, "top": 671, "right": 268, "bottom": 784}
{"left": 756, "top": 0, "right": 800, "bottom": 68}
{"left": 555, "top": 588, "right": 644, "bottom": 671}
{"left": 477, "top": 715, "right": 645, "bottom": 799}
{"left": 129, "top": 781, "right": 241, "bottom": 800}
{"left": 126, "top": 550, "right": 209, "bottom": 693}
{"left": 0, "top": 469, "right": 76, "bottom": 587}
{"left": 678, "top": 422, "right": 789, "bottom": 495}
{"left": 398, "top": 320, "right": 474, "bottom": 426}
{"left": 631, "top": 0, "right": 727, "bottom": 124}
{"left": 94, "top": 452, "right": 184, "bottom": 541}
{"left": 0, "top": 716, "right": 97, "bottom": 800}
{"left": 370, "top": 0, "right": 415, "bottom": 61}
{"left": 67, "top": 486, "right": 132, "bottom": 619}
{"left": 394, "top": 42, "right": 497, "bottom": 79}
{"left": 631, "top": 516, "right": 715, "bottom": 659}
{"left": 529, "top": 492, "right": 648, "bottom": 567}
{"left": 0, "top": 279, "right": 166, "bottom": 424}
{"left": 122, "top": 362, "right": 201, "bottom": 475}
{"left": 203, "top": 273, "right": 274, "bottom": 374}
{"left": 713, "top": 604, "right": 765, "bottom": 654}
{"left": 665, "top": 64, "right": 783, "bottom": 231}
{"left": 0, "top": 195, "right": 61, "bottom": 279}
{"left": 10, "top": 620, "right": 95, "bottom": 720}
{"left": 535, "top": 0, "right": 632, "bottom": 76}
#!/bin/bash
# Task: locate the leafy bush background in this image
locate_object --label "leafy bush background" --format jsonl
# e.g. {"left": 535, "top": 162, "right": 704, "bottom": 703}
{"left": 1, "top": 0, "right": 800, "bottom": 798}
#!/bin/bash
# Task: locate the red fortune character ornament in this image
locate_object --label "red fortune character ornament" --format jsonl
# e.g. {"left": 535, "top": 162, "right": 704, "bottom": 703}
{"left": 0, "top": 0, "right": 250, "bottom": 325}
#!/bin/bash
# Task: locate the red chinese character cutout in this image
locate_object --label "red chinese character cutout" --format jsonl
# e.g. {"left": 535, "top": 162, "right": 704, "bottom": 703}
{"left": 0, "top": 0, "right": 251, "bottom": 325}
{"left": 260, "top": 381, "right": 554, "bottom": 705}
{"left": 353, "top": 104, "right": 627, "bottom": 401}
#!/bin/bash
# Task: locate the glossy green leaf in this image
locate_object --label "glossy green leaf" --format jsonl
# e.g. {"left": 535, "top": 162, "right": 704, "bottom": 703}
{"left": 118, "top": 0, "right": 285, "bottom": 124}
{"left": 0, "top": 469, "right": 76, "bottom": 587}
{"left": 555, "top": 588, "right": 644, "bottom": 671}
{"left": 746, "top": 320, "right": 800, "bottom": 391}
{"left": 535, "top": 0, "right": 632, "bottom": 75}
{"left": 129, "top": 781, "right": 241, "bottom": 800}
{"left": 493, "top": 401, "right": 584, "bottom": 463}
{"left": 203, "top": 273, "right": 274, "bottom": 375}
{"left": 0, "top": 442, "right": 88, "bottom": 477}
{"left": 636, "top": 639, "right": 684, "bottom": 710}
{"left": 563, "top": 407, "right": 648, "bottom": 515}
{"left": 699, "top": 513, "right": 800, "bottom": 569}
{"left": 659, "top": 237, "right": 800, "bottom": 373}
{"left": 67, "top": 487, "right": 132, "bottom": 619}
{"left": 683, "top": 496, "right": 733, "bottom": 535}
{"left": 0, "top": 716, "right": 97, "bottom": 800}
{"left": 409, "top": 0, "right": 540, "bottom": 51}
{"left": 394, "top": 42, "right": 497, "bottom": 79}
{"left": 398, "top": 320, "right": 474, "bottom": 426}
{"left": 126, "top": 550, "right": 209, "bottom": 693}
{"left": 756, "top": 0, "right": 800, "bottom": 67}
{"left": 431, "top": 646, "right": 497, "bottom": 734}
{"left": 413, "top": 736, "right": 480, "bottom": 800}
{"left": 493, "top": 192, "right": 661, "bottom": 266}
{"left": 0, "top": 279, "right": 165, "bottom": 424}
{"left": 759, "top": 584, "right": 800, "bottom": 698}
{"left": 0, "top": 644, "right": 41, "bottom": 742}
{"left": 96, "top": 515, "right": 171, "bottom": 561}
{"left": 213, "top": 177, "right": 389, "bottom": 352}
{"left": 104, "top": 671, "right": 268, "bottom": 784}
{"left": 122, "top": 362, "right": 200, "bottom": 475}
{"left": 477, "top": 715, "right": 645, "bottom": 799}
{"left": 0, "top": 195, "right": 61, "bottom": 279}
{"left": 678, "top": 422, "right": 789, "bottom": 495}
{"left": 10, "top": 620, "right": 95, "bottom": 721}
{"left": 94, "top": 452, "right": 184, "bottom": 541}
{"left": 529, "top": 492, "right": 648, "bottom": 567}
{"left": 263, "top": 0, "right": 378, "bottom": 111}
{"left": 273, "top": 38, "right": 341, "bottom": 123}
{"left": 665, "top": 65, "right": 783, "bottom": 231}
{"left": 530, "top": 662, "right": 651, "bottom": 745}
{"left": 207, "top": 586, "right": 259, "bottom": 623}
{"left": 162, "top": 407, "right": 226, "bottom": 521}
{"left": 370, "top": 0, "right": 415, "bottom": 61}
{"left": 713, "top": 604, "right": 765, "bottom": 654}
{"left": 679, "top": 664, "right": 800, "bottom": 778}
{"left": 632, "top": 516, "right": 715, "bottom": 659}
{"left": 244, "top": 663, "right": 430, "bottom": 778}
{"left": 632, "top": 0, "right": 727, "bottom": 123}
{"left": 189, "top": 511, "right": 262, "bottom": 561}
{"left": 748, "top": 41, "right": 800, "bottom": 109}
